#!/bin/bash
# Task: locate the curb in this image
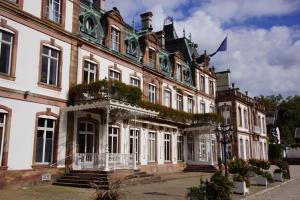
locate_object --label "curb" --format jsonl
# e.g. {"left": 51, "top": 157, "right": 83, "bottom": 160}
{"left": 243, "top": 179, "right": 295, "bottom": 199}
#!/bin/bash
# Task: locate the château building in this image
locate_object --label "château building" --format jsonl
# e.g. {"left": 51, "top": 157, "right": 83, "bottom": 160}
{"left": 0, "top": 0, "right": 267, "bottom": 186}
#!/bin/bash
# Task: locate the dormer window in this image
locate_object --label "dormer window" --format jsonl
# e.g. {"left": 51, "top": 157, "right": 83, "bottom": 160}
{"left": 111, "top": 27, "right": 120, "bottom": 52}
{"left": 176, "top": 64, "right": 182, "bottom": 81}
{"left": 85, "top": 18, "right": 94, "bottom": 32}
{"left": 149, "top": 47, "right": 156, "bottom": 68}
{"left": 46, "top": 0, "right": 61, "bottom": 23}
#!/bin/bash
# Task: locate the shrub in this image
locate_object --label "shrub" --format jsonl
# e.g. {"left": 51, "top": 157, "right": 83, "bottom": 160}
{"left": 91, "top": 180, "right": 125, "bottom": 200}
{"left": 187, "top": 172, "right": 233, "bottom": 200}
{"left": 274, "top": 158, "right": 290, "bottom": 179}
{"left": 268, "top": 144, "right": 283, "bottom": 162}
{"left": 228, "top": 159, "right": 250, "bottom": 187}
{"left": 262, "top": 172, "right": 274, "bottom": 183}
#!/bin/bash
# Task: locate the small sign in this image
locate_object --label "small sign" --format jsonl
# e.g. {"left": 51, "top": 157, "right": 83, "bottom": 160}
{"left": 41, "top": 173, "right": 51, "bottom": 181}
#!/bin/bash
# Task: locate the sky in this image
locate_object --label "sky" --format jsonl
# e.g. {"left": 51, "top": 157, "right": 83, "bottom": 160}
{"left": 105, "top": 0, "right": 300, "bottom": 97}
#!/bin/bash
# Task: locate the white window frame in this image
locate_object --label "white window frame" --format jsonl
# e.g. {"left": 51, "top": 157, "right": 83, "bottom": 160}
{"left": 148, "top": 48, "right": 156, "bottom": 67}
{"left": 46, "top": 0, "right": 61, "bottom": 23}
{"left": 78, "top": 121, "right": 96, "bottom": 154}
{"left": 200, "top": 102, "right": 206, "bottom": 114}
{"left": 187, "top": 96, "right": 193, "bottom": 113}
{"left": 0, "top": 112, "right": 7, "bottom": 166}
{"left": 239, "top": 138, "right": 244, "bottom": 159}
{"left": 108, "top": 126, "right": 119, "bottom": 153}
{"left": 177, "top": 135, "right": 183, "bottom": 161}
{"left": 148, "top": 84, "right": 156, "bottom": 103}
{"left": 244, "top": 109, "right": 248, "bottom": 129}
{"left": 176, "top": 94, "right": 183, "bottom": 111}
{"left": 164, "top": 89, "right": 171, "bottom": 108}
{"left": 129, "top": 129, "right": 139, "bottom": 161}
{"left": 130, "top": 76, "right": 140, "bottom": 87}
{"left": 200, "top": 75, "right": 205, "bottom": 91}
{"left": 148, "top": 132, "right": 156, "bottom": 162}
{"left": 41, "top": 45, "right": 60, "bottom": 86}
{"left": 111, "top": 27, "right": 120, "bottom": 52}
{"left": 0, "top": 29, "right": 13, "bottom": 75}
{"left": 36, "top": 118, "right": 56, "bottom": 164}
{"left": 83, "top": 60, "right": 97, "bottom": 84}
{"left": 109, "top": 69, "right": 121, "bottom": 81}
{"left": 164, "top": 134, "right": 171, "bottom": 162}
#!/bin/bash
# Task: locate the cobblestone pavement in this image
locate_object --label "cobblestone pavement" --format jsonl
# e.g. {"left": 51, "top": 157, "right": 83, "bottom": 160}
{"left": 244, "top": 165, "right": 300, "bottom": 200}
{"left": 0, "top": 167, "right": 299, "bottom": 200}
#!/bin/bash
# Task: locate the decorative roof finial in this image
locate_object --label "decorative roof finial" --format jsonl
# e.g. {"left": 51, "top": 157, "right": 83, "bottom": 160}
{"left": 183, "top": 28, "right": 186, "bottom": 38}
{"left": 189, "top": 33, "right": 192, "bottom": 41}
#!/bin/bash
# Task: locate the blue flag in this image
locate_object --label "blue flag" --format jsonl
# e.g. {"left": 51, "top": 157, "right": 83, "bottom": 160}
{"left": 210, "top": 36, "right": 227, "bottom": 57}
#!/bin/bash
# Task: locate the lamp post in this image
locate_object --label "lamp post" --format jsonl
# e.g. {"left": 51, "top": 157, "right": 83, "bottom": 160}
{"left": 214, "top": 124, "right": 234, "bottom": 176}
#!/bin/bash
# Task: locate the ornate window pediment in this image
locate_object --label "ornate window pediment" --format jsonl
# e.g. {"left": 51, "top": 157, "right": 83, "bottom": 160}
{"left": 160, "top": 54, "right": 171, "bottom": 76}
{"left": 125, "top": 36, "right": 140, "bottom": 58}
{"left": 183, "top": 63, "right": 193, "bottom": 85}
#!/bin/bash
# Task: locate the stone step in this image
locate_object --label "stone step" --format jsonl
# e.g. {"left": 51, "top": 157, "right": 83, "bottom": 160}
{"left": 61, "top": 176, "right": 108, "bottom": 181}
{"left": 53, "top": 182, "right": 109, "bottom": 189}
{"left": 184, "top": 165, "right": 218, "bottom": 173}
{"left": 65, "top": 173, "right": 109, "bottom": 178}
{"left": 126, "top": 173, "right": 154, "bottom": 179}
{"left": 57, "top": 178, "right": 109, "bottom": 185}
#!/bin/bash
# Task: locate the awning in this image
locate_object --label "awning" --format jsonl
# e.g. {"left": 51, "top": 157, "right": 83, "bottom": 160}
{"left": 61, "top": 99, "right": 158, "bottom": 118}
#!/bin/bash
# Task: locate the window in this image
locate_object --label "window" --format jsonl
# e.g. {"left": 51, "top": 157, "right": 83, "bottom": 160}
{"left": 129, "top": 129, "right": 139, "bottom": 161}
{"left": 221, "top": 106, "right": 231, "bottom": 125}
{"left": 41, "top": 45, "right": 60, "bottom": 86}
{"left": 164, "top": 134, "right": 171, "bottom": 161}
{"left": 111, "top": 27, "right": 120, "bottom": 52}
{"left": 0, "top": 112, "right": 7, "bottom": 166}
{"left": 262, "top": 117, "right": 265, "bottom": 133}
{"left": 46, "top": 0, "right": 61, "bottom": 23}
{"left": 176, "top": 64, "right": 182, "bottom": 81}
{"left": 200, "top": 139, "right": 206, "bottom": 160}
{"left": 78, "top": 121, "right": 95, "bottom": 154}
{"left": 177, "top": 136, "right": 183, "bottom": 161}
{"left": 164, "top": 89, "right": 171, "bottom": 107}
{"left": 176, "top": 94, "right": 183, "bottom": 111}
{"left": 109, "top": 69, "right": 120, "bottom": 81}
{"left": 244, "top": 109, "right": 248, "bottom": 129}
{"left": 209, "top": 105, "right": 215, "bottom": 113}
{"left": 200, "top": 102, "right": 205, "bottom": 114}
{"left": 36, "top": 118, "right": 55, "bottom": 163}
{"left": 0, "top": 30, "right": 13, "bottom": 75}
{"left": 239, "top": 138, "right": 244, "bottom": 159}
{"left": 148, "top": 84, "right": 156, "bottom": 103}
{"left": 148, "top": 132, "right": 156, "bottom": 162}
{"left": 187, "top": 96, "right": 193, "bottom": 113}
{"left": 200, "top": 75, "right": 205, "bottom": 92}
{"left": 209, "top": 80, "right": 214, "bottom": 96}
{"left": 245, "top": 140, "right": 250, "bottom": 159}
{"left": 108, "top": 127, "right": 119, "bottom": 153}
{"left": 83, "top": 60, "right": 97, "bottom": 84}
{"left": 149, "top": 48, "right": 156, "bottom": 68}
{"left": 238, "top": 107, "right": 242, "bottom": 127}
{"left": 130, "top": 77, "right": 140, "bottom": 87}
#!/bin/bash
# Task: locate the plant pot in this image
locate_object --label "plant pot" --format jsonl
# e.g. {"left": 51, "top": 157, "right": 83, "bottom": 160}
{"left": 219, "top": 164, "right": 225, "bottom": 171}
{"left": 273, "top": 172, "right": 283, "bottom": 182}
{"left": 234, "top": 181, "right": 249, "bottom": 195}
{"left": 256, "top": 175, "right": 268, "bottom": 186}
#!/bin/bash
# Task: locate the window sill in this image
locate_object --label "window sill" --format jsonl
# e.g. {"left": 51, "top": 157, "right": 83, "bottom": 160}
{"left": 42, "top": 17, "right": 63, "bottom": 29}
{"left": 0, "top": 166, "right": 8, "bottom": 170}
{"left": 38, "top": 82, "right": 62, "bottom": 91}
{"left": 147, "top": 162, "right": 158, "bottom": 165}
{"left": 0, "top": 73, "right": 16, "bottom": 81}
{"left": 31, "top": 164, "right": 53, "bottom": 169}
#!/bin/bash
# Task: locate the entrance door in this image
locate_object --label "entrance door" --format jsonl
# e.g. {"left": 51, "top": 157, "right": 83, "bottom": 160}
{"left": 129, "top": 129, "right": 139, "bottom": 162}
{"left": 187, "top": 135, "right": 194, "bottom": 161}
{"left": 78, "top": 121, "right": 96, "bottom": 168}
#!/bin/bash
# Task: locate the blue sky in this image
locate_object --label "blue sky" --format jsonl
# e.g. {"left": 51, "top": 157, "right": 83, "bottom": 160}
{"left": 105, "top": 0, "right": 300, "bottom": 97}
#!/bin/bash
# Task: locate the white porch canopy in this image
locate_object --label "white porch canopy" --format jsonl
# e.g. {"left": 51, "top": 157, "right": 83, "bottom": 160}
{"left": 61, "top": 99, "right": 158, "bottom": 118}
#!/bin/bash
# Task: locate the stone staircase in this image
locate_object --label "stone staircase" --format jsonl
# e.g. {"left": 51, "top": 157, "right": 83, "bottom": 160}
{"left": 184, "top": 164, "right": 218, "bottom": 173}
{"left": 53, "top": 170, "right": 111, "bottom": 189}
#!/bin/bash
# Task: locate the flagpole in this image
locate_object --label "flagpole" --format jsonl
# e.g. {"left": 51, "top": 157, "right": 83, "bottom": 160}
{"left": 227, "top": 33, "right": 230, "bottom": 71}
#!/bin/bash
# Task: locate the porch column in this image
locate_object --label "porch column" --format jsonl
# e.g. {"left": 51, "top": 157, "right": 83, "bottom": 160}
{"left": 133, "top": 114, "right": 137, "bottom": 170}
{"left": 104, "top": 107, "right": 110, "bottom": 171}
{"left": 209, "top": 130, "right": 213, "bottom": 165}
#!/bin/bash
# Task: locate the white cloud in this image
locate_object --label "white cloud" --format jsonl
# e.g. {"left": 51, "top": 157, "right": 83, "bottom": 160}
{"left": 202, "top": 0, "right": 300, "bottom": 23}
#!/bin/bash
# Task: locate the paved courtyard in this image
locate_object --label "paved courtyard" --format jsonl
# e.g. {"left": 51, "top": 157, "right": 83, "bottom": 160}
{"left": 0, "top": 166, "right": 299, "bottom": 200}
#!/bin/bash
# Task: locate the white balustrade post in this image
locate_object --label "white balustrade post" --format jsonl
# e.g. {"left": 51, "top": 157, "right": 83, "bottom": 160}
{"left": 104, "top": 107, "right": 110, "bottom": 171}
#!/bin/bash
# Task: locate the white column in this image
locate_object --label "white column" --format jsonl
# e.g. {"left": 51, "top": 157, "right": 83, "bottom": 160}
{"left": 104, "top": 107, "right": 110, "bottom": 171}
{"left": 133, "top": 114, "right": 137, "bottom": 170}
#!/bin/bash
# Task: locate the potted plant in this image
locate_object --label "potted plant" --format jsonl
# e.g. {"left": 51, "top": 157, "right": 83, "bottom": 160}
{"left": 273, "top": 168, "right": 284, "bottom": 182}
{"left": 256, "top": 170, "right": 268, "bottom": 186}
{"left": 233, "top": 174, "right": 249, "bottom": 195}
{"left": 249, "top": 159, "right": 270, "bottom": 186}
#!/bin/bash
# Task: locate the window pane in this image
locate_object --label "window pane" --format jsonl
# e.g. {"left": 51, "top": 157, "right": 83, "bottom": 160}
{"left": 51, "top": 49, "right": 59, "bottom": 58}
{"left": 43, "top": 46, "right": 49, "bottom": 55}
{"left": 36, "top": 130, "right": 44, "bottom": 162}
{"left": 112, "top": 137, "right": 117, "bottom": 153}
{"left": 108, "top": 136, "right": 112, "bottom": 153}
{"left": 83, "top": 71, "right": 88, "bottom": 83}
{"left": 47, "top": 119, "right": 54, "bottom": 128}
{"left": 49, "top": 59, "right": 58, "bottom": 85}
{"left": 0, "top": 113, "right": 4, "bottom": 123}
{"left": 41, "top": 56, "right": 48, "bottom": 83}
{"left": 0, "top": 42, "right": 12, "bottom": 74}
{"left": 2, "top": 32, "right": 13, "bottom": 42}
{"left": 79, "top": 134, "right": 85, "bottom": 153}
{"left": 86, "top": 134, "right": 94, "bottom": 153}
{"left": 38, "top": 118, "right": 46, "bottom": 127}
{"left": 44, "top": 131, "right": 53, "bottom": 162}
{"left": 79, "top": 122, "right": 86, "bottom": 131}
{"left": 0, "top": 127, "right": 4, "bottom": 158}
{"left": 87, "top": 123, "right": 94, "bottom": 132}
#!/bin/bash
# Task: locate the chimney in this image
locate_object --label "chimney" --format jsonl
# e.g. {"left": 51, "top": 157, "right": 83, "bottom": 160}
{"left": 140, "top": 11, "right": 153, "bottom": 31}
{"left": 100, "top": 0, "right": 105, "bottom": 10}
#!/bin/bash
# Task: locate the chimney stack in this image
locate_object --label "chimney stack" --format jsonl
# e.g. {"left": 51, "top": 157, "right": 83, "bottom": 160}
{"left": 140, "top": 12, "right": 153, "bottom": 31}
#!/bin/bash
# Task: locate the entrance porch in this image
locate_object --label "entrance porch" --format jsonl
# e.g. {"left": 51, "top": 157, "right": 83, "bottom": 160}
{"left": 62, "top": 99, "right": 158, "bottom": 171}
